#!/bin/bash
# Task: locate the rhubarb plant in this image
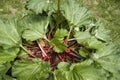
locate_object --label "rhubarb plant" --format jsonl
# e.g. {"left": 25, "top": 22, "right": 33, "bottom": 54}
{"left": 0, "top": 0, "right": 120, "bottom": 80}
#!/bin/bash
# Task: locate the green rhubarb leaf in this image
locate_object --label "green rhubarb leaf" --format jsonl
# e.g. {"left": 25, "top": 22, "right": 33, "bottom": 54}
{"left": 74, "top": 32, "right": 105, "bottom": 49}
{"left": 0, "top": 62, "right": 11, "bottom": 74}
{"left": 0, "top": 74, "right": 15, "bottom": 80}
{"left": 50, "top": 39, "right": 67, "bottom": 52}
{"left": 22, "top": 15, "right": 49, "bottom": 41}
{"left": 54, "top": 60, "right": 107, "bottom": 80}
{"left": 110, "top": 73, "right": 120, "bottom": 80}
{"left": 54, "top": 70, "right": 67, "bottom": 80}
{"left": 85, "top": 37, "right": 105, "bottom": 49}
{"left": 74, "top": 31, "right": 91, "bottom": 43}
{"left": 17, "top": 50, "right": 28, "bottom": 59}
{"left": 26, "top": 0, "right": 57, "bottom": 14}
{"left": 26, "top": 0, "right": 50, "bottom": 14}
{"left": 57, "top": 62, "right": 70, "bottom": 71}
{"left": 92, "top": 44, "right": 120, "bottom": 79}
{"left": 79, "top": 49, "right": 88, "bottom": 58}
{"left": 54, "top": 28, "right": 68, "bottom": 40}
{"left": 53, "top": 62, "right": 72, "bottom": 80}
{"left": 0, "top": 19, "right": 21, "bottom": 48}
{"left": 0, "top": 48, "right": 19, "bottom": 64}
{"left": 73, "top": 64, "right": 107, "bottom": 80}
{"left": 57, "top": 70, "right": 82, "bottom": 80}
{"left": 12, "top": 59, "right": 50, "bottom": 80}
{"left": 92, "top": 44, "right": 120, "bottom": 73}
{"left": 92, "top": 44, "right": 118, "bottom": 59}
{"left": 60, "top": 0, "right": 91, "bottom": 26}
{"left": 95, "top": 22, "right": 111, "bottom": 42}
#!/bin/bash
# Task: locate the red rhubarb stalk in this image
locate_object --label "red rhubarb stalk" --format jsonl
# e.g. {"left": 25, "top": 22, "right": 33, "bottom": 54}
{"left": 65, "top": 48, "right": 80, "bottom": 58}
{"left": 37, "top": 40, "right": 47, "bottom": 57}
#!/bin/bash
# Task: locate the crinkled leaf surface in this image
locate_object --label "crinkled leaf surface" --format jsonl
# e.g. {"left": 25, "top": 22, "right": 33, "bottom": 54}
{"left": 54, "top": 60, "right": 107, "bottom": 80}
{"left": 0, "top": 0, "right": 119, "bottom": 80}
{"left": 54, "top": 70, "right": 82, "bottom": 80}
{"left": 26, "top": 0, "right": 57, "bottom": 14}
{"left": 54, "top": 62, "right": 80, "bottom": 80}
{"left": 60, "top": 0, "right": 91, "bottom": 26}
{"left": 95, "top": 23, "right": 111, "bottom": 42}
{"left": 0, "top": 19, "right": 21, "bottom": 48}
{"left": 110, "top": 73, "right": 120, "bottom": 80}
{"left": 57, "top": 62, "right": 70, "bottom": 71}
{"left": 72, "top": 63, "right": 107, "bottom": 80}
{"left": 74, "top": 31, "right": 105, "bottom": 49}
{"left": 92, "top": 44, "right": 120, "bottom": 73}
{"left": 0, "top": 74, "right": 15, "bottom": 80}
{"left": 74, "top": 31, "right": 91, "bottom": 43}
{"left": 22, "top": 15, "right": 49, "bottom": 41}
{"left": 0, "top": 62, "right": 11, "bottom": 74}
{"left": 12, "top": 59, "right": 50, "bottom": 80}
{"left": 92, "top": 44, "right": 118, "bottom": 59}
{"left": 79, "top": 49, "right": 88, "bottom": 58}
{"left": 26, "top": 0, "right": 50, "bottom": 14}
{"left": 50, "top": 39, "right": 67, "bottom": 52}
{"left": 54, "top": 28, "right": 68, "bottom": 40}
{"left": 0, "top": 48, "right": 19, "bottom": 64}
{"left": 17, "top": 50, "right": 28, "bottom": 59}
{"left": 85, "top": 37, "right": 105, "bottom": 49}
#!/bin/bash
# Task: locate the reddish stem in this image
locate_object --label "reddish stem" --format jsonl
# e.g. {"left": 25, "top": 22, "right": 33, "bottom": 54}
{"left": 63, "top": 37, "right": 67, "bottom": 44}
{"left": 37, "top": 40, "right": 47, "bottom": 57}
{"left": 65, "top": 48, "right": 81, "bottom": 58}
{"left": 58, "top": 54, "right": 63, "bottom": 61}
